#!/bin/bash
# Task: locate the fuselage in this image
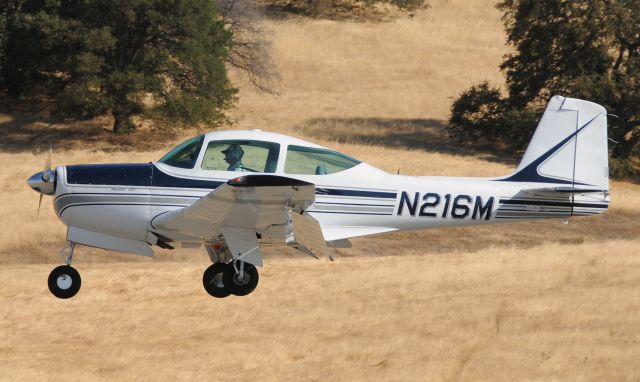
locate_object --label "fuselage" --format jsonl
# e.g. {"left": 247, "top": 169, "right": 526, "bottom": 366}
{"left": 28, "top": 129, "right": 609, "bottom": 252}
{"left": 51, "top": 161, "right": 608, "bottom": 247}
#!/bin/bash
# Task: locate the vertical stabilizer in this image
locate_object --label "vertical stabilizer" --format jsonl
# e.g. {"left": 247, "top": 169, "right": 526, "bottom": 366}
{"left": 501, "top": 96, "right": 608, "bottom": 189}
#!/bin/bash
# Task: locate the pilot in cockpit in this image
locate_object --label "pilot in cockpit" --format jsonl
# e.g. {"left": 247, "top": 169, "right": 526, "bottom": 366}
{"left": 222, "top": 144, "right": 250, "bottom": 172}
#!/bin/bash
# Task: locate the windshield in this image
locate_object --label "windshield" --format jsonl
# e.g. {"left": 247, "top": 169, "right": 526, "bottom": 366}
{"left": 159, "top": 135, "right": 204, "bottom": 169}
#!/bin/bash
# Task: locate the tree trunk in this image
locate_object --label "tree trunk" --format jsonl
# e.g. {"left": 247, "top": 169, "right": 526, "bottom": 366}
{"left": 112, "top": 111, "right": 135, "bottom": 134}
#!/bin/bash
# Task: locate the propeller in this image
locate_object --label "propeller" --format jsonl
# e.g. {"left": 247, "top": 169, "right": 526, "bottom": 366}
{"left": 36, "top": 147, "right": 53, "bottom": 217}
{"left": 43, "top": 146, "right": 52, "bottom": 180}
{"left": 36, "top": 192, "right": 44, "bottom": 218}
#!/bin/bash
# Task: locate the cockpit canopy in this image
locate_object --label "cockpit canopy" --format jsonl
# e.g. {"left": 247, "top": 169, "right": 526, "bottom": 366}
{"left": 159, "top": 132, "right": 362, "bottom": 175}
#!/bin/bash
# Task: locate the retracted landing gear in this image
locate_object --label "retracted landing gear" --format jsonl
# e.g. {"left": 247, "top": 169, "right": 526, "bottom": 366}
{"left": 202, "top": 261, "right": 259, "bottom": 298}
{"left": 48, "top": 242, "right": 81, "bottom": 299}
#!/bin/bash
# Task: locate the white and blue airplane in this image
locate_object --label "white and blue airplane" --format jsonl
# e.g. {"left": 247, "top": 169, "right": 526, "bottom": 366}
{"left": 28, "top": 96, "right": 610, "bottom": 299}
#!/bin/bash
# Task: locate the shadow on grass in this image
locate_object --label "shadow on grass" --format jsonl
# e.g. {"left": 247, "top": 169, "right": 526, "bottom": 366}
{"left": 296, "top": 117, "right": 521, "bottom": 166}
{"left": 0, "top": 101, "right": 186, "bottom": 154}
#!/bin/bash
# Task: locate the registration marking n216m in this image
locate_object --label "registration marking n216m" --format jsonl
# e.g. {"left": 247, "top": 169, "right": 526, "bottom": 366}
{"left": 397, "top": 192, "right": 494, "bottom": 220}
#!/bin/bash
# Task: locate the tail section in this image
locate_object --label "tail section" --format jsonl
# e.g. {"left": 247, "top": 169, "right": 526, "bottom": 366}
{"left": 496, "top": 96, "right": 609, "bottom": 219}
{"left": 501, "top": 95, "right": 609, "bottom": 190}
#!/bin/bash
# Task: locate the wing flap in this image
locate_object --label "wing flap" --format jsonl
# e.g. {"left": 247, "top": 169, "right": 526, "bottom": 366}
{"left": 288, "top": 213, "right": 329, "bottom": 258}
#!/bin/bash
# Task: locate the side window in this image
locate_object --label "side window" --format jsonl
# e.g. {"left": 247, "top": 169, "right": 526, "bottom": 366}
{"left": 284, "top": 145, "right": 361, "bottom": 175}
{"left": 201, "top": 140, "right": 280, "bottom": 173}
{"left": 159, "top": 135, "right": 204, "bottom": 169}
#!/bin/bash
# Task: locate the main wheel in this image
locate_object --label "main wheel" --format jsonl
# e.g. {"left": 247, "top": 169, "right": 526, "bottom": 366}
{"left": 48, "top": 265, "right": 81, "bottom": 299}
{"left": 223, "top": 262, "right": 259, "bottom": 296}
{"left": 203, "top": 263, "right": 232, "bottom": 298}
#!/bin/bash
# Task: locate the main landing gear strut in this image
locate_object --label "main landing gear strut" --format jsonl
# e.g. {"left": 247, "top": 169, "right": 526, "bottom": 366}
{"left": 202, "top": 243, "right": 260, "bottom": 298}
{"left": 202, "top": 261, "right": 259, "bottom": 298}
{"left": 48, "top": 242, "right": 82, "bottom": 299}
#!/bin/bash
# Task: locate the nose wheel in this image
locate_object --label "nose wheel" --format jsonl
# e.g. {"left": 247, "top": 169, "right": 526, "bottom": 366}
{"left": 202, "top": 261, "right": 259, "bottom": 298}
{"left": 48, "top": 241, "right": 81, "bottom": 299}
{"left": 48, "top": 265, "right": 81, "bottom": 299}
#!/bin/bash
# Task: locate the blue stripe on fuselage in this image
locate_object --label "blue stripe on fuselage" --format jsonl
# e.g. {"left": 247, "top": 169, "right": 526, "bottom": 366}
{"left": 65, "top": 163, "right": 397, "bottom": 199}
{"left": 315, "top": 187, "right": 397, "bottom": 199}
{"left": 66, "top": 163, "right": 225, "bottom": 189}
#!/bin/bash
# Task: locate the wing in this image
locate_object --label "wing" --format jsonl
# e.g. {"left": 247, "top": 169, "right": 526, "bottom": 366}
{"left": 153, "top": 175, "right": 329, "bottom": 264}
{"left": 154, "top": 175, "right": 314, "bottom": 235}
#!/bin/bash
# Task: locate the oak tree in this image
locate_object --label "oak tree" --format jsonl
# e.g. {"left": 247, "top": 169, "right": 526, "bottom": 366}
{"left": 1, "top": 0, "right": 237, "bottom": 133}
{"left": 449, "top": 0, "right": 640, "bottom": 175}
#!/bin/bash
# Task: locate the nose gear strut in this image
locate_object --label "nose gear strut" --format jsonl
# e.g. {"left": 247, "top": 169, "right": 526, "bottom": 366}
{"left": 48, "top": 241, "right": 82, "bottom": 299}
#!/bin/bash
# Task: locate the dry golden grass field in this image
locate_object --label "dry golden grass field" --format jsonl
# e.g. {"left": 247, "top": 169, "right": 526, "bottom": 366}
{"left": 1, "top": 0, "right": 640, "bottom": 380}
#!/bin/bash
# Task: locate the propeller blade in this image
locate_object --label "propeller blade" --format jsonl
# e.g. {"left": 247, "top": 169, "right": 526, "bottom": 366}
{"left": 36, "top": 194, "right": 43, "bottom": 218}
{"left": 44, "top": 146, "right": 52, "bottom": 171}
{"left": 36, "top": 146, "right": 53, "bottom": 217}
{"left": 42, "top": 146, "right": 53, "bottom": 181}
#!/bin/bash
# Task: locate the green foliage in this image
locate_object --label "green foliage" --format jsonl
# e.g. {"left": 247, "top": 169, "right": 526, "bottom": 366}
{"left": 448, "top": 82, "right": 540, "bottom": 153}
{"left": 449, "top": 82, "right": 505, "bottom": 143}
{"left": 609, "top": 157, "right": 636, "bottom": 179}
{"left": 449, "top": 0, "right": 640, "bottom": 169}
{"left": 0, "top": 0, "right": 237, "bottom": 132}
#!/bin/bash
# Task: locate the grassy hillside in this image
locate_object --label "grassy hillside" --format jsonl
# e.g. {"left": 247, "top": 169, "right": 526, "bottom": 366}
{"left": 2, "top": 244, "right": 640, "bottom": 381}
{"left": 1, "top": 0, "right": 639, "bottom": 380}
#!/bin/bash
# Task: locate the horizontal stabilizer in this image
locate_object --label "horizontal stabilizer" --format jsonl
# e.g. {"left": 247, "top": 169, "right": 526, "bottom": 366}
{"left": 497, "top": 187, "right": 609, "bottom": 219}
{"left": 529, "top": 187, "right": 609, "bottom": 194}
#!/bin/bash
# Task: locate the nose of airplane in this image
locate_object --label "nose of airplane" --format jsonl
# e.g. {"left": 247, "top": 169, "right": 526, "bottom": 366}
{"left": 27, "top": 170, "right": 56, "bottom": 195}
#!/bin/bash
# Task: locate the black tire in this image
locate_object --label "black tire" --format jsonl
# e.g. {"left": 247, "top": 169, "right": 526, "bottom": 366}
{"left": 48, "top": 265, "right": 81, "bottom": 299}
{"left": 223, "top": 262, "right": 259, "bottom": 296}
{"left": 203, "top": 263, "right": 232, "bottom": 298}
